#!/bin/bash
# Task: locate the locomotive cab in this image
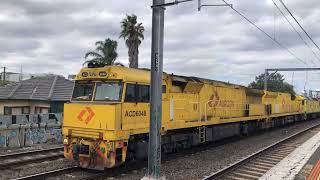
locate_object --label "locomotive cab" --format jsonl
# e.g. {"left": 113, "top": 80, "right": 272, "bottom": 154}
{"left": 62, "top": 66, "right": 155, "bottom": 170}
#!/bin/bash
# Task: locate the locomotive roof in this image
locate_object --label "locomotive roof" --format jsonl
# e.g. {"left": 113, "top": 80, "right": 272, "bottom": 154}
{"left": 77, "top": 66, "right": 248, "bottom": 88}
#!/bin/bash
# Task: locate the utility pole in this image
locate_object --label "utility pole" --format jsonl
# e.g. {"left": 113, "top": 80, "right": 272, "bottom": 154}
{"left": 145, "top": 1, "right": 230, "bottom": 179}
{"left": 147, "top": 0, "right": 165, "bottom": 179}
{"left": 19, "top": 65, "right": 23, "bottom": 82}
{"left": 264, "top": 68, "right": 320, "bottom": 91}
{"left": 2, "top": 66, "right": 6, "bottom": 81}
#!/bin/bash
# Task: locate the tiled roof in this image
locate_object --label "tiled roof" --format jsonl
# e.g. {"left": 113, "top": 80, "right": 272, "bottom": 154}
{"left": 0, "top": 75, "right": 73, "bottom": 101}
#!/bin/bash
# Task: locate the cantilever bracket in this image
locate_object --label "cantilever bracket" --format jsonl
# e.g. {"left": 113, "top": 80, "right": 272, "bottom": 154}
{"left": 151, "top": 0, "right": 193, "bottom": 8}
{"left": 198, "top": 0, "right": 232, "bottom": 11}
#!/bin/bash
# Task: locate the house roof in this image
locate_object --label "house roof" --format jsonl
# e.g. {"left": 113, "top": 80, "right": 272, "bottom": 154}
{"left": 0, "top": 75, "right": 74, "bottom": 101}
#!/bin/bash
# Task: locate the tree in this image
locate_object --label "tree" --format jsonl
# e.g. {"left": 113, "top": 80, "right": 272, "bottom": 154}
{"left": 248, "top": 72, "right": 296, "bottom": 95}
{"left": 0, "top": 80, "right": 9, "bottom": 86}
{"left": 84, "top": 38, "right": 123, "bottom": 66}
{"left": 120, "top": 14, "right": 145, "bottom": 69}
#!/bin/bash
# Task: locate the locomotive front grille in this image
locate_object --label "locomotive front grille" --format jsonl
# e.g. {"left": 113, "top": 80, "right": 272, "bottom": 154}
{"left": 70, "top": 129, "right": 100, "bottom": 139}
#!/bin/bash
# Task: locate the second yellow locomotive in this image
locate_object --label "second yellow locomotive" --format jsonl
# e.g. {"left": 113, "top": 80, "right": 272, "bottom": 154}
{"left": 62, "top": 66, "right": 320, "bottom": 170}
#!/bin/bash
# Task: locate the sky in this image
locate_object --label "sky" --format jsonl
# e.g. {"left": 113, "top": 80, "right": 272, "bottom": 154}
{"left": 0, "top": 0, "right": 320, "bottom": 94}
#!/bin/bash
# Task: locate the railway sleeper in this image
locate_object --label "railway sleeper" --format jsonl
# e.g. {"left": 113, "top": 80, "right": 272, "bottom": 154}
{"left": 230, "top": 171, "right": 260, "bottom": 179}
{"left": 225, "top": 175, "right": 250, "bottom": 180}
{"left": 251, "top": 161, "right": 274, "bottom": 168}
{"left": 260, "top": 156, "right": 282, "bottom": 162}
{"left": 255, "top": 158, "right": 278, "bottom": 165}
{"left": 242, "top": 166, "right": 268, "bottom": 173}
{"left": 237, "top": 168, "right": 265, "bottom": 176}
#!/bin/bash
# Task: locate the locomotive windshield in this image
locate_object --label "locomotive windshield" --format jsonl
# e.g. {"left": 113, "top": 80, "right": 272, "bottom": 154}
{"left": 94, "top": 82, "right": 122, "bottom": 101}
{"left": 72, "top": 81, "right": 122, "bottom": 101}
{"left": 72, "top": 82, "right": 94, "bottom": 101}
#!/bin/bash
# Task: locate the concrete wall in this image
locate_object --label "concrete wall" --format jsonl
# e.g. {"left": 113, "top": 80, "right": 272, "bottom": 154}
{"left": 0, "top": 113, "right": 62, "bottom": 148}
{"left": 0, "top": 100, "right": 50, "bottom": 115}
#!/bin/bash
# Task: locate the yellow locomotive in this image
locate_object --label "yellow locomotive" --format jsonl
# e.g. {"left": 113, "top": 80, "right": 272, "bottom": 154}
{"left": 62, "top": 66, "right": 320, "bottom": 170}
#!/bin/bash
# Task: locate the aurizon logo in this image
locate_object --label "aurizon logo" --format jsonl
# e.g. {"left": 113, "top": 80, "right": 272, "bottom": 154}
{"left": 209, "top": 91, "right": 219, "bottom": 108}
{"left": 77, "top": 107, "right": 95, "bottom": 124}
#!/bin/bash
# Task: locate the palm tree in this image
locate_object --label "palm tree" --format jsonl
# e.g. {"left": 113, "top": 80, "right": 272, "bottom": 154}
{"left": 84, "top": 38, "right": 123, "bottom": 66}
{"left": 120, "top": 14, "right": 145, "bottom": 68}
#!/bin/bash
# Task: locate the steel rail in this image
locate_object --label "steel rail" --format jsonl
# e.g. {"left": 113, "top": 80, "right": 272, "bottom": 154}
{"left": 0, "top": 146, "right": 64, "bottom": 169}
{"left": 202, "top": 122, "right": 320, "bottom": 180}
{"left": 13, "top": 166, "right": 79, "bottom": 180}
{"left": 0, "top": 146, "right": 63, "bottom": 158}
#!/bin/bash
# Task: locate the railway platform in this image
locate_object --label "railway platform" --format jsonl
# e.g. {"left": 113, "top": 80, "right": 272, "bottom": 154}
{"left": 259, "top": 131, "right": 320, "bottom": 180}
{"left": 295, "top": 144, "right": 320, "bottom": 180}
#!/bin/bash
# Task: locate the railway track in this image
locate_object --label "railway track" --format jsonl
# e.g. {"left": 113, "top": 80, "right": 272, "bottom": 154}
{"left": 13, "top": 121, "right": 320, "bottom": 180}
{"left": 0, "top": 146, "right": 64, "bottom": 169}
{"left": 203, "top": 122, "right": 320, "bottom": 180}
{"left": 13, "top": 163, "right": 140, "bottom": 180}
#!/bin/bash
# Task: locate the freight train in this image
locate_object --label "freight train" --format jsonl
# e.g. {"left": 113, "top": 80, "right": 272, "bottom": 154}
{"left": 62, "top": 66, "right": 320, "bottom": 170}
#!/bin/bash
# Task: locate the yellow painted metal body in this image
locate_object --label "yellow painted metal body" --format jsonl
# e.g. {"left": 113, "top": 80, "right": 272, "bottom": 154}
{"left": 63, "top": 66, "right": 320, "bottom": 169}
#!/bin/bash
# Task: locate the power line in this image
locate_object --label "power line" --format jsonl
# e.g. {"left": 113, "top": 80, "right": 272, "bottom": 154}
{"left": 221, "top": 0, "right": 308, "bottom": 66}
{"left": 271, "top": 0, "right": 320, "bottom": 65}
{"left": 278, "top": 0, "right": 320, "bottom": 53}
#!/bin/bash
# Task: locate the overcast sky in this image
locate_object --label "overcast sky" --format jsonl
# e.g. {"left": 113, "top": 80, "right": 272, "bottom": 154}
{"left": 0, "top": 0, "right": 320, "bottom": 93}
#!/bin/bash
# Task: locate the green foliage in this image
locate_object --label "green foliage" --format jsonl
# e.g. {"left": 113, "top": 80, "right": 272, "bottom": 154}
{"left": 0, "top": 80, "right": 9, "bottom": 86}
{"left": 248, "top": 72, "right": 296, "bottom": 95}
{"left": 120, "top": 14, "right": 145, "bottom": 68}
{"left": 84, "top": 38, "right": 123, "bottom": 66}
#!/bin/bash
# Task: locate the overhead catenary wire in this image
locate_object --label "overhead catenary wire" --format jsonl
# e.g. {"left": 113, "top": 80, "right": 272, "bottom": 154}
{"left": 221, "top": 0, "right": 308, "bottom": 66}
{"left": 271, "top": 0, "right": 320, "bottom": 65}
{"left": 278, "top": 0, "right": 320, "bottom": 53}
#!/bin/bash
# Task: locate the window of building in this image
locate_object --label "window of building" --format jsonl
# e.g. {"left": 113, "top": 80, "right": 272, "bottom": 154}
{"left": 35, "top": 107, "right": 49, "bottom": 114}
{"left": 4, "top": 106, "right": 12, "bottom": 115}
{"left": 21, "top": 107, "right": 30, "bottom": 114}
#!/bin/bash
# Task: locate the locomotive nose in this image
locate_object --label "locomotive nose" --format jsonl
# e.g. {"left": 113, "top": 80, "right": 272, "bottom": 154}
{"left": 63, "top": 103, "right": 119, "bottom": 130}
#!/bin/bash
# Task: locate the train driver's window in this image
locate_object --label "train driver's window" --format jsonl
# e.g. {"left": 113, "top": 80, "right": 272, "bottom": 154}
{"left": 125, "top": 84, "right": 136, "bottom": 102}
{"left": 139, "top": 85, "right": 150, "bottom": 102}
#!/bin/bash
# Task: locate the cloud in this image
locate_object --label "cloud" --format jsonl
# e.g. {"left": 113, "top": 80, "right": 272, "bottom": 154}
{"left": 0, "top": 0, "right": 319, "bottom": 93}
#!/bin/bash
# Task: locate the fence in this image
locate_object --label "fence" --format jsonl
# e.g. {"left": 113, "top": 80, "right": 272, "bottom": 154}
{"left": 0, "top": 113, "right": 62, "bottom": 148}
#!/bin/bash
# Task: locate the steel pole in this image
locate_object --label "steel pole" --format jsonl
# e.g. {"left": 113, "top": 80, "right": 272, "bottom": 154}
{"left": 148, "top": 0, "right": 165, "bottom": 178}
{"left": 264, "top": 69, "right": 268, "bottom": 91}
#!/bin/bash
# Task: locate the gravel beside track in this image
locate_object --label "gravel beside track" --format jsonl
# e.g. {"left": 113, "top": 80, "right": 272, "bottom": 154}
{"left": 0, "top": 146, "right": 76, "bottom": 180}
{"left": 113, "top": 119, "right": 320, "bottom": 180}
{"left": 203, "top": 123, "right": 320, "bottom": 179}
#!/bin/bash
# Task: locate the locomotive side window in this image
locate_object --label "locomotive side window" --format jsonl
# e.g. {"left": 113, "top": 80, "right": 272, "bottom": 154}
{"left": 72, "top": 82, "right": 93, "bottom": 101}
{"left": 162, "top": 85, "right": 166, "bottom": 93}
{"left": 125, "top": 84, "right": 136, "bottom": 102}
{"left": 125, "top": 84, "right": 150, "bottom": 103}
{"left": 139, "top": 85, "right": 150, "bottom": 102}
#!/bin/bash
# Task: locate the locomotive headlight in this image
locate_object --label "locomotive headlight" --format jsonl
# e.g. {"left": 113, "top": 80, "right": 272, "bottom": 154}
{"left": 63, "top": 138, "right": 69, "bottom": 144}
{"left": 99, "top": 71, "right": 107, "bottom": 77}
